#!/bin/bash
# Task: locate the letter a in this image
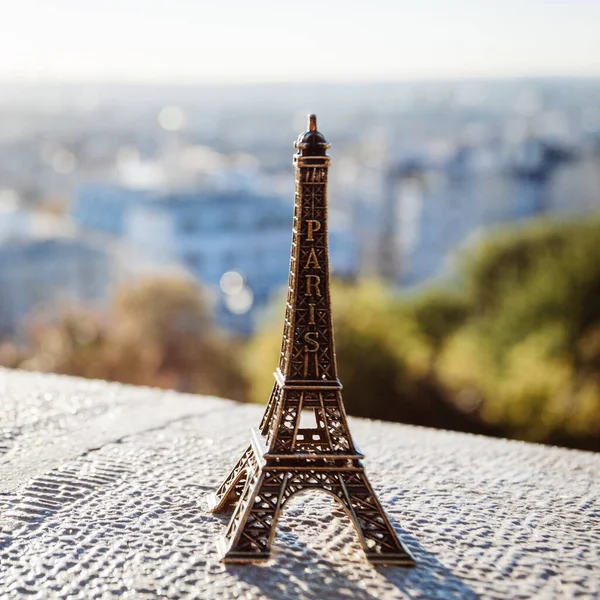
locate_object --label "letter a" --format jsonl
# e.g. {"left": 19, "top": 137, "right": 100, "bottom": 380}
{"left": 305, "top": 248, "right": 321, "bottom": 269}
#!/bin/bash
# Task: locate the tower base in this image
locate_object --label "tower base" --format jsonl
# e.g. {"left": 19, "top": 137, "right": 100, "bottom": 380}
{"left": 207, "top": 430, "right": 416, "bottom": 566}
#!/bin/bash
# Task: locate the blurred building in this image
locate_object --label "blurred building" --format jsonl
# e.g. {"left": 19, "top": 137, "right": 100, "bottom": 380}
{"left": 0, "top": 231, "right": 110, "bottom": 337}
{"left": 72, "top": 183, "right": 357, "bottom": 334}
{"left": 0, "top": 201, "right": 110, "bottom": 337}
{"left": 124, "top": 189, "right": 293, "bottom": 334}
{"left": 71, "top": 184, "right": 148, "bottom": 236}
{"left": 2, "top": 79, "right": 598, "bottom": 327}
{"left": 381, "top": 136, "right": 595, "bottom": 286}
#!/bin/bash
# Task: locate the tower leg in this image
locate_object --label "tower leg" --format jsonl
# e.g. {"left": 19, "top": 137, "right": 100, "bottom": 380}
{"left": 218, "top": 469, "right": 288, "bottom": 562}
{"left": 338, "top": 471, "right": 415, "bottom": 566}
{"left": 207, "top": 446, "right": 254, "bottom": 513}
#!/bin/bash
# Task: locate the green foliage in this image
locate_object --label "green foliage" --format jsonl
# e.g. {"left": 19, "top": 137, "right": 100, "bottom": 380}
{"left": 439, "top": 217, "right": 600, "bottom": 446}
{"left": 327, "top": 282, "right": 422, "bottom": 423}
{"left": 463, "top": 219, "right": 600, "bottom": 364}
{"left": 399, "top": 288, "right": 470, "bottom": 358}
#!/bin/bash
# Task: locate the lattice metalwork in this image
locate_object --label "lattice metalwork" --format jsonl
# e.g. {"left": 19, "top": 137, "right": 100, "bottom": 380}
{"left": 207, "top": 115, "right": 416, "bottom": 566}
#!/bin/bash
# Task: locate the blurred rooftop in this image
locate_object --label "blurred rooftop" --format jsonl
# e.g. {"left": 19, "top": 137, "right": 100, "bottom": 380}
{"left": 1, "top": 369, "right": 598, "bottom": 599}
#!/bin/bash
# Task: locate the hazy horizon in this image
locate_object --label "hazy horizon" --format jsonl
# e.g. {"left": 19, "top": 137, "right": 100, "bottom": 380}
{"left": 2, "top": 75, "right": 600, "bottom": 86}
{"left": 2, "top": 0, "right": 599, "bottom": 84}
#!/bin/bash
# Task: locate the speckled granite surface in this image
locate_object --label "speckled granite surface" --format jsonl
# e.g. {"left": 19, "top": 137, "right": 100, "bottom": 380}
{"left": 1, "top": 368, "right": 599, "bottom": 599}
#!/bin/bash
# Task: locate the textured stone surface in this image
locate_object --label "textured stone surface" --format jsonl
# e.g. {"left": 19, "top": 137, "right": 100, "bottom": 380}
{"left": 1, "top": 368, "right": 599, "bottom": 599}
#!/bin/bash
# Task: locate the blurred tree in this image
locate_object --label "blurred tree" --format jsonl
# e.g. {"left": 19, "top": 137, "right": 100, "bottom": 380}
{"left": 246, "top": 280, "right": 497, "bottom": 435}
{"left": 441, "top": 217, "right": 600, "bottom": 448}
{"left": 463, "top": 219, "right": 600, "bottom": 366}
{"left": 20, "top": 311, "right": 109, "bottom": 380}
{"left": 16, "top": 277, "right": 247, "bottom": 401}
{"left": 400, "top": 288, "right": 469, "bottom": 372}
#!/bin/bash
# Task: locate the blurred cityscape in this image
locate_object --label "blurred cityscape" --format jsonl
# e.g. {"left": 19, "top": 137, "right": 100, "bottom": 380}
{"left": 1, "top": 79, "right": 599, "bottom": 339}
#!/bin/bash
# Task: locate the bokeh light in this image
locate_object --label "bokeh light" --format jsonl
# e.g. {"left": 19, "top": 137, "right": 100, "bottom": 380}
{"left": 158, "top": 106, "right": 186, "bottom": 131}
{"left": 220, "top": 271, "right": 244, "bottom": 296}
{"left": 224, "top": 286, "right": 254, "bottom": 315}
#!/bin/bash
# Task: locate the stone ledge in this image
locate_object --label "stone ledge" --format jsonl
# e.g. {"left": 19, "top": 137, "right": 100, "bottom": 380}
{"left": 0, "top": 368, "right": 598, "bottom": 599}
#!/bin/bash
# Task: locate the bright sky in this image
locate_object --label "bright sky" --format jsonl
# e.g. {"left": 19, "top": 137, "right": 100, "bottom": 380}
{"left": 1, "top": 0, "right": 599, "bottom": 83}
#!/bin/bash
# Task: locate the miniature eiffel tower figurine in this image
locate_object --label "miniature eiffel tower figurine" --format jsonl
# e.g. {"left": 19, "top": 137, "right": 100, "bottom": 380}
{"left": 208, "top": 115, "right": 416, "bottom": 566}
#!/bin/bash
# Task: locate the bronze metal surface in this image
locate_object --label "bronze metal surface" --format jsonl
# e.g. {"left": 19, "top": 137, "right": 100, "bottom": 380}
{"left": 208, "top": 115, "right": 416, "bottom": 566}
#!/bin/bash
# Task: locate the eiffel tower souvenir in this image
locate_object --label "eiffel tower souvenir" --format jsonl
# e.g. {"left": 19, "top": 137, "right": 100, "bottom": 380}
{"left": 207, "top": 115, "right": 416, "bottom": 566}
